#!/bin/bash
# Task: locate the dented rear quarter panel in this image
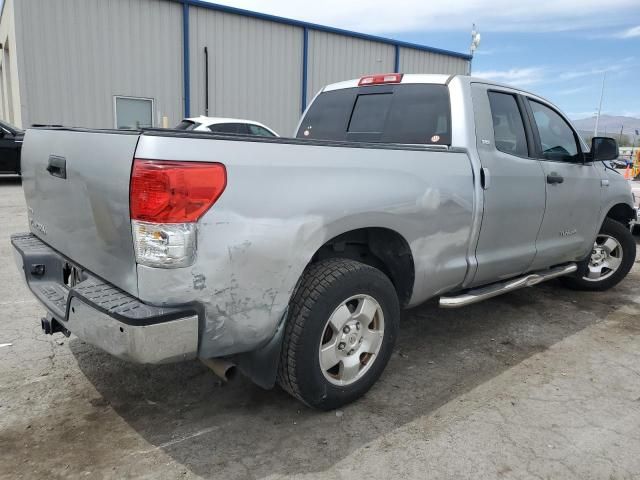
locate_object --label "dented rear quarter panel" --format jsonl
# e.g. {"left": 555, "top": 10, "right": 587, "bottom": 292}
{"left": 135, "top": 135, "right": 475, "bottom": 358}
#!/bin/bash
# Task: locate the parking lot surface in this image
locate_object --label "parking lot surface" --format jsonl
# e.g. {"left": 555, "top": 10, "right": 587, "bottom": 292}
{"left": 1, "top": 176, "right": 639, "bottom": 480}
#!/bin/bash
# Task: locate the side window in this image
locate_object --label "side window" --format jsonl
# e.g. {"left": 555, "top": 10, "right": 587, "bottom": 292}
{"left": 248, "top": 124, "right": 275, "bottom": 137}
{"left": 487, "top": 91, "right": 528, "bottom": 157}
{"left": 528, "top": 100, "right": 580, "bottom": 162}
{"left": 209, "top": 123, "right": 248, "bottom": 134}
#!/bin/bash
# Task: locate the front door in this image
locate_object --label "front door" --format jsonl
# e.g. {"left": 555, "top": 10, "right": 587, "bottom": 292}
{"left": 524, "top": 98, "right": 602, "bottom": 270}
{"left": 469, "top": 84, "right": 547, "bottom": 287}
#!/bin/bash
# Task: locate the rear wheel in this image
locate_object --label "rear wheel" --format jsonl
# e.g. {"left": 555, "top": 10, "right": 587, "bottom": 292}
{"left": 277, "top": 258, "right": 399, "bottom": 410}
{"left": 560, "top": 218, "right": 636, "bottom": 291}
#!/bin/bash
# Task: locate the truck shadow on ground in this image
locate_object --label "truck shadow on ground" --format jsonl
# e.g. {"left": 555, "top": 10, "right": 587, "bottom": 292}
{"left": 71, "top": 252, "right": 640, "bottom": 479}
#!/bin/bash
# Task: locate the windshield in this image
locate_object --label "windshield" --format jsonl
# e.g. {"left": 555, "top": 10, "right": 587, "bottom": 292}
{"left": 175, "top": 120, "right": 200, "bottom": 131}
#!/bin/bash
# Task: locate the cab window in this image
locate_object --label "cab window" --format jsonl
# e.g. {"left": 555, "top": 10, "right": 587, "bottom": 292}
{"left": 487, "top": 91, "right": 528, "bottom": 157}
{"left": 528, "top": 100, "right": 580, "bottom": 162}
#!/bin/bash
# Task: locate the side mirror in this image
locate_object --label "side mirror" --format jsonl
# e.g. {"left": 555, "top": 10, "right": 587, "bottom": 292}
{"left": 591, "top": 137, "right": 619, "bottom": 162}
{"left": 0, "top": 130, "right": 5, "bottom": 138}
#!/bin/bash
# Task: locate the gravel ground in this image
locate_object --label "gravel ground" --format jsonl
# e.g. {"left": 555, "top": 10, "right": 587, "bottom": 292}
{"left": 1, "top": 176, "right": 639, "bottom": 480}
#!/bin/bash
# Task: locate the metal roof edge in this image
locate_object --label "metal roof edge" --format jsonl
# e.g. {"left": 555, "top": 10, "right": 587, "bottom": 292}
{"left": 176, "top": 0, "right": 472, "bottom": 61}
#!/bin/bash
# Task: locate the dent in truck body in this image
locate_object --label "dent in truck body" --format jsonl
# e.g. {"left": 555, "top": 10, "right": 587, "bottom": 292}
{"left": 134, "top": 134, "right": 475, "bottom": 359}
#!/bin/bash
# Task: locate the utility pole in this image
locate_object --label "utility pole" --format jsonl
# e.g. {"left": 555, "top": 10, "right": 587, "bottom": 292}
{"left": 619, "top": 124, "right": 625, "bottom": 145}
{"left": 594, "top": 72, "right": 606, "bottom": 137}
{"left": 468, "top": 24, "right": 481, "bottom": 75}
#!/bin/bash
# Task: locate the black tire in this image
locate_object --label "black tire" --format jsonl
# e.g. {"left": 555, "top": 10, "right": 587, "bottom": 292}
{"left": 560, "top": 218, "right": 636, "bottom": 291}
{"left": 277, "top": 258, "right": 400, "bottom": 410}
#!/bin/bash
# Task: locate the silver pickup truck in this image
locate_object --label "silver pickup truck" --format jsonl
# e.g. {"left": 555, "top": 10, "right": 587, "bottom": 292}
{"left": 12, "top": 74, "right": 637, "bottom": 409}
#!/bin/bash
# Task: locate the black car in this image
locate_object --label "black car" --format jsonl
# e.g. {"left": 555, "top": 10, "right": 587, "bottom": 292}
{"left": 0, "top": 120, "right": 24, "bottom": 175}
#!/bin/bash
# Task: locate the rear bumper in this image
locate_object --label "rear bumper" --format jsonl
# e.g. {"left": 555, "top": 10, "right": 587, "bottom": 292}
{"left": 11, "top": 232, "right": 200, "bottom": 364}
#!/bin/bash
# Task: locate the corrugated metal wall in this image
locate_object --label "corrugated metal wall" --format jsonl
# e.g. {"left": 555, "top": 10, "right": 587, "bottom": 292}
{"left": 7, "top": 0, "right": 469, "bottom": 131}
{"left": 399, "top": 48, "right": 468, "bottom": 75}
{"left": 0, "top": 0, "right": 23, "bottom": 127}
{"left": 306, "top": 31, "right": 395, "bottom": 103}
{"left": 16, "top": 0, "right": 183, "bottom": 129}
{"left": 189, "top": 6, "right": 303, "bottom": 136}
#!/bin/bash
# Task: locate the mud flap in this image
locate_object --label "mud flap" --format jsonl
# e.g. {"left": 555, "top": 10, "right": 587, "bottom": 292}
{"left": 231, "top": 307, "right": 288, "bottom": 389}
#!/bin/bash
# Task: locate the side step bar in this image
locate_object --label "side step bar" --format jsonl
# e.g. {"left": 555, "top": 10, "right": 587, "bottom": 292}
{"left": 439, "top": 263, "right": 577, "bottom": 308}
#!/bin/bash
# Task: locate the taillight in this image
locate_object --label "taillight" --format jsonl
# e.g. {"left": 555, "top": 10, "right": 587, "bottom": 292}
{"left": 130, "top": 159, "right": 226, "bottom": 268}
{"left": 358, "top": 73, "right": 403, "bottom": 86}
{"left": 130, "top": 159, "right": 226, "bottom": 223}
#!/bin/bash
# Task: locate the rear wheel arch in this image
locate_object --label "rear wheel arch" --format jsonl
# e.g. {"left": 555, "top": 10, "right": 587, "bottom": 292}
{"left": 308, "top": 227, "right": 415, "bottom": 308}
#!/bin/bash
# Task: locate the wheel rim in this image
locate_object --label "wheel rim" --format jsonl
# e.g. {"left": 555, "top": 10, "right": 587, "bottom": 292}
{"left": 583, "top": 234, "right": 623, "bottom": 282}
{"left": 318, "top": 294, "right": 385, "bottom": 386}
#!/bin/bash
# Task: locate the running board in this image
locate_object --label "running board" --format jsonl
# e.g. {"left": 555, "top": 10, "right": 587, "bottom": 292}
{"left": 439, "top": 263, "right": 577, "bottom": 308}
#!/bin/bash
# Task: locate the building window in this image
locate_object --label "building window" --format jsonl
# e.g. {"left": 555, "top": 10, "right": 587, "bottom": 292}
{"left": 114, "top": 96, "right": 154, "bottom": 129}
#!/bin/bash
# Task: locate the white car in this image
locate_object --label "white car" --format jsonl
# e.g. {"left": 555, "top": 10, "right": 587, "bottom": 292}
{"left": 175, "top": 116, "right": 279, "bottom": 137}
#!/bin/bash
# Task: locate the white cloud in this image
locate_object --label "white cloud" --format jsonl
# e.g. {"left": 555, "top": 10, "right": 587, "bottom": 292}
{"left": 472, "top": 67, "right": 546, "bottom": 87}
{"left": 210, "top": 0, "right": 640, "bottom": 34}
{"left": 556, "top": 86, "right": 590, "bottom": 96}
{"left": 617, "top": 25, "right": 640, "bottom": 38}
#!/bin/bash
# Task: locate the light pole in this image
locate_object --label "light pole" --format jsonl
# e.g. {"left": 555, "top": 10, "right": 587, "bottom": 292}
{"left": 468, "top": 24, "right": 481, "bottom": 75}
{"left": 594, "top": 72, "right": 606, "bottom": 137}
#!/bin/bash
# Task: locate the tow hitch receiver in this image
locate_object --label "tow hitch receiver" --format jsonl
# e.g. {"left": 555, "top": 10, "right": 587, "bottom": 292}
{"left": 41, "top": 315, "right": 71, "bottom": 337}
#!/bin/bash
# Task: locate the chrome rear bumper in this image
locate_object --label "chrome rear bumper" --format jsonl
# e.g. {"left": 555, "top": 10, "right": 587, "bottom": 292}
{"left": 12, "top": 232, "right": 199, "bottom": 364}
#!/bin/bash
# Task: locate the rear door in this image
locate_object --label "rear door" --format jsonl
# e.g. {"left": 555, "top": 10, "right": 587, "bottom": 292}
{"left": 524, "top": 98, "right": 601, "bottom": 269}
{"left": 469, "top": 84, "right": 547, "bottom": 286}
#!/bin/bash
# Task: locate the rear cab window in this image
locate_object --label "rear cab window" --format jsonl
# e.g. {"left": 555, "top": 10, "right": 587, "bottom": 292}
{"left": 297, "top": 84, "right": 451, "bottom": 145}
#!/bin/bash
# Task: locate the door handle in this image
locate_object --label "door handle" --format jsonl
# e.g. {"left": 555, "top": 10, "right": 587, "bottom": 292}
{"left": 546, "top": 173, "right": 564, "bottom": 184}
{"left": 481, "top": 167, "right": 490, "bottom": 190}
{"left": 46, "top": 155, "right": 66, "bottom": 179}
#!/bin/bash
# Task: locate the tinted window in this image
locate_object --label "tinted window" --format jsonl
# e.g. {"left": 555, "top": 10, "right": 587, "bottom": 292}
{"left": 297, "top": 84, "right": 451, "bottom": 145}
{"left": 248, "top": 124, "right": 276, "bottom": 137}
{"left": 487, "top": 92, "right": 528, "bottom": 157}
{"left": 209, "top": 123, "right": 249, "bottom": 134}
{"left": 175, "top": 120, "right": 199, "bottom": 130}
{"left": 348, "top": 94, "right": 393, "bottom": 133}
{"left": 529, "top": 100, "right": 580, "bottom": 162}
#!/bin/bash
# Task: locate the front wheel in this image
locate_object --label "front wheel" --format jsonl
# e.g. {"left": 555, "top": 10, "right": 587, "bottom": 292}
{"left": 277, "top": 258, "right": 400, "bottom": 410}
{"left": 560, "top": 218, "right": 636, "bottom": 291}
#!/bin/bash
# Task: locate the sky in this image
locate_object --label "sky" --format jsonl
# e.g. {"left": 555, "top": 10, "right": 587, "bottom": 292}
{"left": 211, "top": 0, "right": 640, "bottom": 120}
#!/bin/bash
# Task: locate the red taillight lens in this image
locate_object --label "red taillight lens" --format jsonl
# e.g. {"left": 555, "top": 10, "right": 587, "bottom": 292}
{"left": 130, "top": 160, "right": 226, "bottom": 223}
{"left": 358, "top": 73, "right": 403, "bottom": 86}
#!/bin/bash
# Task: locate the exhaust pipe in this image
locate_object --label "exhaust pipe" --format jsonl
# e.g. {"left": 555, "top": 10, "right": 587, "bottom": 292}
{"left": 200, "top": 358, "right": 237, "bottom": 382}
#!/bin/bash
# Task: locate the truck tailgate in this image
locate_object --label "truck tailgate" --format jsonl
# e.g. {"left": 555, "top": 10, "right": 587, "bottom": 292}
{"left": 21, "top": 128, "right": 140, "bottom": 296}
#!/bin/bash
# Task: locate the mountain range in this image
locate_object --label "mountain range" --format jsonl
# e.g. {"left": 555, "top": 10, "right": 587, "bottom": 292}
{"left": 570, "top": 115, "right": 640, "bottom": 139}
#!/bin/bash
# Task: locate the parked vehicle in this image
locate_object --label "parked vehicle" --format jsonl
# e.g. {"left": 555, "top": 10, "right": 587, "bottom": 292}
{"left": 12, "top": 74, "right": 637, "bottom": 409}
{"left": 175, "top": 116, "right": 278, "bottom": 137}
{"left": 0, "top": 120, "right": 23, "bottom": 174}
